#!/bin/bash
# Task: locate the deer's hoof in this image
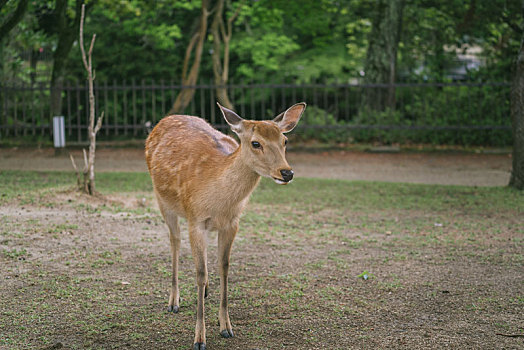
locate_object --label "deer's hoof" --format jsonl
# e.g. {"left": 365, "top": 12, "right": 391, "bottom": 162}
{"left": 220, "top": 329, "right": 234, "bottom": 338}
{"left": 167, "top": 305, "right": 179, "bottom": 313}
{"left": 193, "top": 342, "right": 206, "bottom": 350}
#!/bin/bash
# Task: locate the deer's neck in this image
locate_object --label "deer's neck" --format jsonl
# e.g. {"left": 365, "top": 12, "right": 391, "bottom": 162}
{"left": 221, "top": 146, "right": 261, "bottom": 204}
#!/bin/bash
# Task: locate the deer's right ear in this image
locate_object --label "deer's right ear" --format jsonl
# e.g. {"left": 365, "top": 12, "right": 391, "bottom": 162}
{"left": 218, "top": 103, "right": 244, "bottom": 134}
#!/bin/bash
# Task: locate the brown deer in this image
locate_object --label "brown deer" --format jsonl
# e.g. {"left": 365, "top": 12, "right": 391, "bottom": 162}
{"left": 145, "top": 102, "right": 306, "bottom": 350}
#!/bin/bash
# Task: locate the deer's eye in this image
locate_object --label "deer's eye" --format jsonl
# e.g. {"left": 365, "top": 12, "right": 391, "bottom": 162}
{"left": 251, "top": 141, "right": 261, "bottom": 149}
{"left": 284, "top": 139, "right": 288, "bottom": 146}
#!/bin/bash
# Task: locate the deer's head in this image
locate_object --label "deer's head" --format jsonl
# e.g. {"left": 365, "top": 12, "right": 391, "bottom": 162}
{"left": 218, "top": 102, "right": 306, "bottom": 184}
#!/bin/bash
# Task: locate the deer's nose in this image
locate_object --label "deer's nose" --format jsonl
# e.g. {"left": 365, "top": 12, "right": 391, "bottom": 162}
{"left": 280, "top": 169, "right": 294, "bottom": 182}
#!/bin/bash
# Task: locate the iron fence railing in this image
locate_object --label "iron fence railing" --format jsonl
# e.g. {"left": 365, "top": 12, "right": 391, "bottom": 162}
{"left": 0, "top": 81, "right": 512, "bottom": 145}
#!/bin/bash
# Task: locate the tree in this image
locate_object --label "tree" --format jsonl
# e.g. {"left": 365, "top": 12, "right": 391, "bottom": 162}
{"left": 0, "top": 0, "right": 29, "bottom": 40}
{"left": 0, "top": 0, "right": 30, "bottom": 78}
{"left": 65, "top": 0, "right": 187, "bottom": 82}
{"left": 362, "top": 0, "right": 404, "bottom": 111}
{"left": 210, "top": 0, "right": 241, "bottom": 109}
{"left": 510, "top": 2, "right": 524, "bottom": 190}
{"left": 70, "top": 4, "right": 103, "bottom": 195}
{"left": 168, "top": 0, "right": 210, "bottom": 115}
{"left": 48, "top": 0, "right": 86, "bottom": 118}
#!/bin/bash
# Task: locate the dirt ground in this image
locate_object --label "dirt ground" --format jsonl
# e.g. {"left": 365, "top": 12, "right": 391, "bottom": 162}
{"left": 0, "top": 147, "right": 522, "bottom": 349}
{"left": 0, "top": 146, "right": 513, "bottom": 186}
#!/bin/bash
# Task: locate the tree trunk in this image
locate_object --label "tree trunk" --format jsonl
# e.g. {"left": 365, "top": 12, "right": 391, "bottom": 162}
{"left": 0, "top": 0, "right": 29, "bottom": 79}
{"left": 509, "top": 7, "right": 524, "bottom": 190}
{"left": 49, "top": 0, "right": 83, "bottom": 117}
{"left": 362, "top": 0, "right": 404, "bottom": 111}
{"left": 169, "top": 0, "right": 210, "bottom": 115}
{"left": 30, "top": 49, "right": 38, "bottom": 85}
{"left": 210, "top": 0, "right": 240, "bottom": 110}
{"left": 50, "top": 49, "right": 68, "bottom": 116}
{"left": 0, "top": 0, "right": 29, "bottom": 41}
{"left": 70, "top": 4, "right": 103, "bottom": 196}
{"left": 85, "top": 50, "right": 97, "bottom": 195}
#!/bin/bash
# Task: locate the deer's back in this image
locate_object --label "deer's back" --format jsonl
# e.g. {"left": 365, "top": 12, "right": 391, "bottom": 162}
{"left": 146, "top": 115, "right": 237, "bottom": 162}
{"left": 145, "top": 115, "right": 239, "bottom": 217}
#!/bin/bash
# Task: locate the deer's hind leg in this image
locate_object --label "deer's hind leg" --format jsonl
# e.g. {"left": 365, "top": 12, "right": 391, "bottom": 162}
{"left": 159, "top": 203, "right": 181, "bottom": 313}
{"left": 218, "top": 221, "right": 238, "bottom": 338}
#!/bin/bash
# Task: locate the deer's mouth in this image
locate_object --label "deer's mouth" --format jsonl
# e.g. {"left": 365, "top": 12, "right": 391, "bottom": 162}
{"left": 272, "top": 177, "right": 292, "bottom": 185}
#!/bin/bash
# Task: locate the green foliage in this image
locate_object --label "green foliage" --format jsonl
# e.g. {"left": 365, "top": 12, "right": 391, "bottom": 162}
{"left": 230, "top": 0, "right": 356, "bottom": 83}
{"left": 349, "top": 85, "right": 512, "bottom": 146}
{"left": 295, "top": 105, "right": 349, "bottom": 143}
{"left": 281, "top": 46, "right": 354, "bottom": 84}
{"left": 63, "top": 1, "right": 199, "bottom": 82}
{"left": 345, "top": 18, "right": 372, "bottom": 74}
{"left": 0, "top": 0, "right": 520, "bottom": 147}
{"left": 1, "top": 0, "right": 520, "bottom": 84}
{"left": 351, "top": 108, "right": 408, "bottom": 144}
{"left": 232, "top": 32, "right": 300, "bottom": 79}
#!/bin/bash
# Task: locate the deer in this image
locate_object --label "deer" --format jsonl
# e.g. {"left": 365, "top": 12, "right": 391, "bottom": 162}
{"left": 145, "top": 102, "right": 306, "bottom": 350}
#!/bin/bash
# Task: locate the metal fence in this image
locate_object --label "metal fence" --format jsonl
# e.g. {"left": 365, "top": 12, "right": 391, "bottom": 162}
{"left": 0, "top": 81, "right": 512, "bottom": 145}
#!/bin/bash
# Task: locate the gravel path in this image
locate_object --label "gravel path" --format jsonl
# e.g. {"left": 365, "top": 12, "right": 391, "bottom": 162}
{"left": 0, "top": 147, "right": 512, "bottom": 186}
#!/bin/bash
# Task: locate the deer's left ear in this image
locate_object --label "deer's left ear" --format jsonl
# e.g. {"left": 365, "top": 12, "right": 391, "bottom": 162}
{"left": 273, "top": 102, "right": 306, "bottom": 133}
{"left": 218, "top": 102, "right": 244, "bottom": 134}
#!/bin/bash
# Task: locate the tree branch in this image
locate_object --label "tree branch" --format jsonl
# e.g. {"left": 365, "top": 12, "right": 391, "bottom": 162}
{"left": 182, "top": 32, "right": 200, "bottom": 82}
{"left": 94, "top": 111, "right": 104, "bottom": 134}
{"left": 82, "top": 149, "right": 88, "bottom": 172}
{"left": 219, "top": 16, "right": 227, "bottom": 41}
{"left": 88, "top": 33, "right": 96, "bottom": 58}
{"left": 79, "top": 4, "right": 89, "bottom": 72}
{"left": 226, "top": 1, "right": 242, "bottom": 39}
{"left": 0, "top": 0, "right": 29, "bottom": 41}
{"left": 185, "top": 0, "right": 209, "bottom": 83}
{"left": 69, "top": 153, "right": 82, "bottom": 187}
{"left": 169, "top": 0, "right": 210, "bottom": 114}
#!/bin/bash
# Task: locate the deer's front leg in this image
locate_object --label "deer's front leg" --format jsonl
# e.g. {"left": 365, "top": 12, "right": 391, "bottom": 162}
{"left": 189, "top": 221, "right": 208, "bottom": 350}
{"left": 218, "top": 223, "right": 238, "bottom": 338}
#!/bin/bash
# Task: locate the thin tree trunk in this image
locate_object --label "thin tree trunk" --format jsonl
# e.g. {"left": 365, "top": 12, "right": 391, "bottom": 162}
{"left": 49, "top": 0, "right": 83, "bottom": 117}
{"left": 169, "top": 0, "right": 210, "bottom": 115}
{"left": 509, "top": 3, "right": 524, "bottom": 190}
{"left": 0, "top": 0, "right": 29, "bottom": 41}
{"left": 71, "top": 4, "right": 103, "bottom": 195}
{"left": 363, "top": 0, "right": 404, "bottom": 111}
{"left": 210, "top": 0, "right": 241, "bottom": 110}
{"left": 50, "top": 55, "right": 67, "bottom": 116}
{"left": 30, "top": 49, "right": 38, "bottom": 85}
{"left": 0, "top": 0, "right": 29, "bottom": 79}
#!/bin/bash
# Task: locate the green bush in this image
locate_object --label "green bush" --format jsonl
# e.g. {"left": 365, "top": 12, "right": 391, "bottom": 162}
{"left": 295, "top": 106, "right": 349, "bottom": 143}
{"left": 350, "top": 108, "right": 409, "bottom": 144}
{"left": 346, "top": 85, "right": 512, "bottom": 146}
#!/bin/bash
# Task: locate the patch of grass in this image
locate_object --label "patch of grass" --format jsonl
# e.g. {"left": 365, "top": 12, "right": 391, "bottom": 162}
{"left": 2, "top": 247, "right": 28, "bottom": 259}
{"left": 96, "top": 172, "right": 153, "bottom": 193}
{"left": 0, "top": 170, "right": 152, "bottom": 204}
{"left": 253, "top": 178, "right": 523, "bottom": 214}
{"left": 0, "top": 170, "right": 523, "bottom": 349}
{"left": 2, "top": 170, "right": 522, "bottom": 215}
{"left": 0, "top": 170, "right": 73, "bottom": 204}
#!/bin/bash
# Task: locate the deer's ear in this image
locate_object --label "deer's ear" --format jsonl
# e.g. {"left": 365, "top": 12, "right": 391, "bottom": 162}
{"left": 218, "top": 102, "right": 244, "bottom": 134}
{"left": 274, "top": 102, "right": 306, "bottom": 133}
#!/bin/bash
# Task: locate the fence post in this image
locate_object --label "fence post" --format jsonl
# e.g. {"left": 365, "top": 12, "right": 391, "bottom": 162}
{"left": 53, "top": 115, "right": 65, "bottom": 153}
